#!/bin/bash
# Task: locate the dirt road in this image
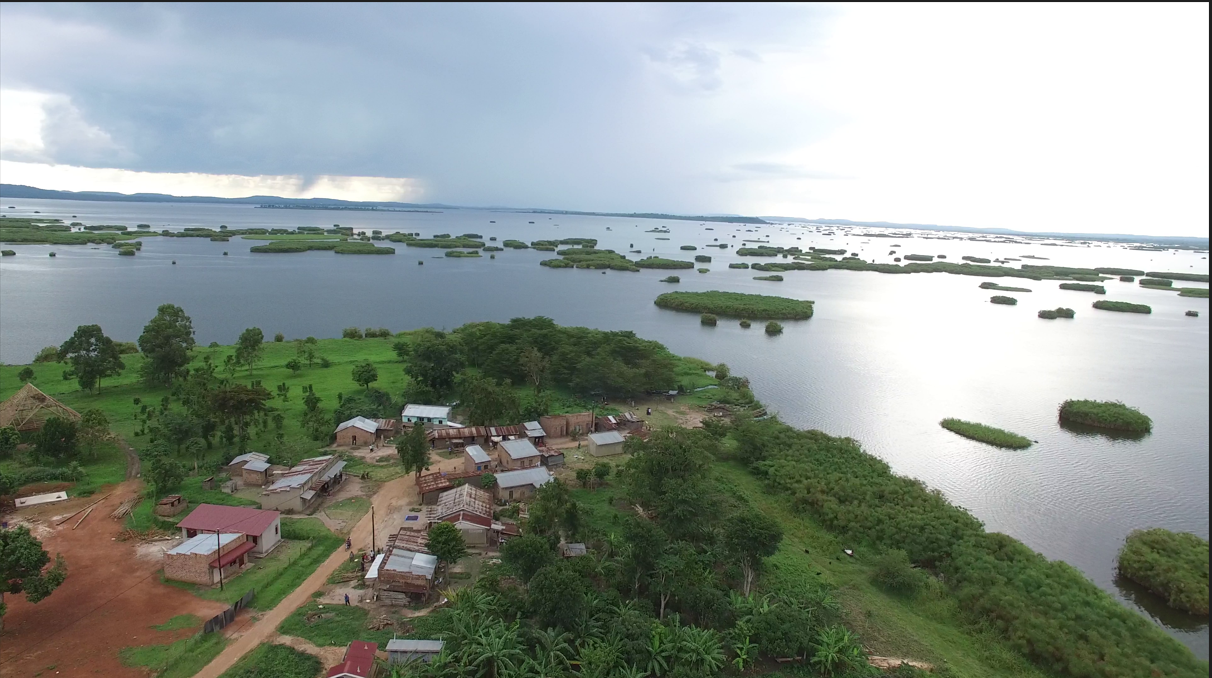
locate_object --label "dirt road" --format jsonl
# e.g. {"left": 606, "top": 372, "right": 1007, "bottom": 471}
{"left": 0, "top": 482, "right": 228, "bottom": 678}
{"left": 193, "top": 451, "right": 461, "bottom": 677}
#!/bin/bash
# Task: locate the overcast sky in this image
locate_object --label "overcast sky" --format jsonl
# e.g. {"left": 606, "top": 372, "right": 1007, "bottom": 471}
{"left": 1, "top": 3, "right": 1207, "bottom": 236}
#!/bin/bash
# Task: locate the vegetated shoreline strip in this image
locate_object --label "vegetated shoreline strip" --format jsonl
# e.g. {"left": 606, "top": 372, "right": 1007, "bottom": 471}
{"left": 654, "top": 290, "right": 814, "bottom": 319}
{"left": 940, "top": 418, "right": 1032, "bottom": 449}
{"left": 1058, "top": 399, "right": 1153, "bottom": 432}
{"left": 1117, "top": 528, "right": 1209, "bottom": 616}
{"left": 1092, "top": 300, "right": 1151, "bottom": 314}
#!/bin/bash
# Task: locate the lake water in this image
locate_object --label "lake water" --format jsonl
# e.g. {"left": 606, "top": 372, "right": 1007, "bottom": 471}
{"left": 2, "top": 198, "right": 1208, "bottom": 655}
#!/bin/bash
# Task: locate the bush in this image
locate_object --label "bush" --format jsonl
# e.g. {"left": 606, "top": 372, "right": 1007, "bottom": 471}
{"left": 1139, "top": 278, "right": 1173, "bottom": 287}
{"left": 872, "top": 549, "right": 928, "bottom": 594}
{"left": 341, "top": 327, "right": 363, "bottom": 339}
{"left": 939, "top": 418, "right": 1031, "bottom": 449}
{"left": 764, "top": 321, "right": 783, "bottom": 335}
{"left": 1059, "top": 283, "right": 1106, "bottom": 294}
{"left": 654, "top": 291, "right": 813, "bottom": 319}
{"left": 34, "top": 346, "right": 60, "bottom": 363}
{"left": 1058, "top": 399, "right": 1152, "bottom": 432}
{"left": 660, "top": 276, "right": 680, "bottom": 283}
{"left": 273, "top": 333, "right": 284, "bottom": 342}
{"left": 700, "top": 313, "right": 717, "bottom": 326}
{"left": 739, "top": 319, "right": 751, "bottom": 328}
{"left": 990, "top": 296, "right": 1017, "bottom": 305}
{"left": 1117, "top": 528, "right": 1209, "bottom": 615}
{"left": 1092, "top": 300, "right": 1151, "bottom": 314}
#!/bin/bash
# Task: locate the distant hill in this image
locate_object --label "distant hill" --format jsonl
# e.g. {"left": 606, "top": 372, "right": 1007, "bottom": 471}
{"left": 0, "top": 184, "right": 456, "bottom": 210}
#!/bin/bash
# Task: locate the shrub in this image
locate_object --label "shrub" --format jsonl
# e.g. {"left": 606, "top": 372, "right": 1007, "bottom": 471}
{"left": 1092, "top": 300, "right": 1151, "bottom": 314}
{"left": 118, "top": 248, "right": 135, "bottom": 256}
{"left": 990, "top": 296, "right": 1017, "bottom": 305}
{"left": 872, "top": 549, "right": 928, "bottom": 594}
{"left": 342, "top": 327, "right": 363, "bottom": 339}
{"left": 1059, "top": 283, "right": 1106, "bottom": 294}
{"left": 694, "top": 255, "right": 712, "bottom": 262}
{"left": 939, "top": 418, "right": 1032, "bottom": 449}
{"left": 1058, "top": 399, "right": 1152, "bottom": 432}
{"left": 654, "top": 291, "right": 813, "bottom": 319}
{"left": 34, "top": 346, "right": 60, "bottom": 363}
{"left": 700, "top": 313, "right": 717, "bottom": 326}
{"left": 1117, "top": 528, "right": 1208, "bottom": 615}
{"left": 273, "top": 333, "right": 285, "bottom": 342}
{"left": 660, "top": 276, "right": 680, "bottom": 283}
{"left": 739, "top": 319, "right": 751, "bottom": 328}
{"left": 1139, "top": 278, "right": 1173, "bottom": 287}
{"left": 765, "top": 321, "right": 783, "bottom": 335}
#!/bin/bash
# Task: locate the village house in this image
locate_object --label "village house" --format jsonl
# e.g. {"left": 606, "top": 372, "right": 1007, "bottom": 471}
{"left": 387, "top": 640, "right": 445, "bottom": 665}
{"left": 493, "top": 467, "right": 554, "bottom": 502}
{"left": 541, "top": 448, "right": 565, "bottom": 468}
{"left": 497, "top": 438, "right": 542, "bottom": 470}
{"left": 416, "top": 470, "right": 482, "bottom": 505}
{"left": 401, "top": 404, "right": 452, "bottom": 426}
{"left": 367, "top": 546, "right": 438, "bottom": 605}
{"left": 430, "top": 484, "right": 494, "bottom": 546}
{"left": 538, "top": 412, "right": 593, "bottom": 438}
{"left": 241, "top": 459, "right": 272, "bottom": 487}
{"left": 561, "top": 542, "right": 588, "bottom": 558}
{"left": 464, "top": 445, "right": 492, "bottom": 473}
{"left": 224, "top": 452, "right": 269, "bottom": 474}
{"left": 163, "top": 532, "right": 251, "bottom": 585}
{"left": 522, "top": 421, "right": 547, "bottom": 445}
{"left": 260, "top": 455, "right": 345, "bottom": 513}
{"left": 326, "top": 641, "right": 379, "bottom": 678}
{"left": 154, "top": 494, "right": 187, "bottom": 517}
{"left": 588, "top": 430, "right": 626, "bottom": 457}
{"left": 428, "top": 424, "right": 521, "bottom": 450}
{"left": 334, "top": 416, "right": 399, "bottom": 447}
{"left": 177, "top": 504, "right": 282, "bottom": 556}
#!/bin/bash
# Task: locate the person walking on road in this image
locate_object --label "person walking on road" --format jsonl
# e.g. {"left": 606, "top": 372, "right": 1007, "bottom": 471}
{"left": 344, "top": 593, "right": 350, "bottom": 606}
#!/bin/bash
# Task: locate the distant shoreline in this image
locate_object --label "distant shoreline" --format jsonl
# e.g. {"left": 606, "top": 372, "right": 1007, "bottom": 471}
{"left": 255, "top": 204, "right": 441, "bottom": 213}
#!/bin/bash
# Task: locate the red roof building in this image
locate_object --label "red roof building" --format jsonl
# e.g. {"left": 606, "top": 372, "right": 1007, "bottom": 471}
{"left": 327, "top": 640, "right": 379, "bottom": 678}
{"left": 176, "top": 504, "right": 283, "bottom": 556}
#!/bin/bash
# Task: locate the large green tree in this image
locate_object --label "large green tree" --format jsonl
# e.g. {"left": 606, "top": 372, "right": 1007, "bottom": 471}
{"left": 623, "top": 428, "right": 717, "bottom": 541}
{"left": 402, "top": 329, "right": 464, "bottom": 397}
{"left": 208, "top": 384, "right": 272, "bottom": 451}
{"left": 527, "top": 562, "right": 588, "bottom": 631}
{"left": 0, "top": 526, "right": 67, "bottom": 625}
{"left": 426, "top": 521, "right": 469, "bottom": 579}
{"left": 351, "top": 361, "right": 378, "bottom": 389}
{"left": 500, "top": 534, "right": 556, "bottom": 583}
{"left": 395, "top": 424, "right": 430, "bottom": 479}
{"left": 723, "top": 510, "right": 783, "bottom": 595}
{"left": 137, "top": 304, "right": 196, "bottom": 385}
{"left": 234, "top": 327, "right": 265, "bottom": 375}
{"left": 0, "top": 426, "right": 21, "bottom": 458}
{"left": 32, "top": 417, "right": 78, "bottom": 465}
{"left": 456, "top": 372, "right": 520, "bottom": 425}
{"left": 58, "top": 324, "right": 125, "bottom": 393}
{"left": 77, "top": 409, "right": 111, "bottom": 460}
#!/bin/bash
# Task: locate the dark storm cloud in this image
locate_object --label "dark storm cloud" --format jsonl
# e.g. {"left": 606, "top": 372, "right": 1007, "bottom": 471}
{"left": 0, "top": 3, "right": 841, "bottom": 210}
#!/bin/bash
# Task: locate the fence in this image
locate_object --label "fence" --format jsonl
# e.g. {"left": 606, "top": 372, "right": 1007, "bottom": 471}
{"left": 202, "top": 589, "right": 256, "bottom": 633}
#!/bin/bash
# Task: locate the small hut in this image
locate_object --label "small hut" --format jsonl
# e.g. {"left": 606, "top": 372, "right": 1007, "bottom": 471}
{"left": 0, "top": 383, "right": 82, "bottom": 432}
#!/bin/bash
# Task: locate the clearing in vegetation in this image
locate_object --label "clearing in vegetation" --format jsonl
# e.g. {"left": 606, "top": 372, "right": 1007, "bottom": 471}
{"left": 940, "top": 418, "right": 1032, "bottom": 449}
{"left": 1058, "top": 399, "right": 1153, "bottom": 433}
{"left": 654, "top": 291, "right": 814, "bottom": 319}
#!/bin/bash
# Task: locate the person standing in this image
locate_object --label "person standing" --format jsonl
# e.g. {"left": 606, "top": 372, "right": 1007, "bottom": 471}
{"left": 344, "top": 593, "right": 350, "bottom": 606}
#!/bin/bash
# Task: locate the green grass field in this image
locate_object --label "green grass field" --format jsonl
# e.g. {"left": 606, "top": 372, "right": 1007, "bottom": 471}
{"left": 119, "top": 632, "right": 227, "bottom": 678}
{"left": 217, "top": 643, "right": 321, "bottom": 678}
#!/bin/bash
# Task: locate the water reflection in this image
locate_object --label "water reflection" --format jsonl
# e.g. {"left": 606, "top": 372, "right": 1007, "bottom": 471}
{"left": 1059, "top": 418, "right": 1152, "bottom": 442}
{"left": 1115, "top": 572, "right": 1209, "bottom": 633}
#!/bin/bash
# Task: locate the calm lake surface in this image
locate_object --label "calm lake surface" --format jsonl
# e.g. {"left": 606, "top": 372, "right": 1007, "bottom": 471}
{"left": 2, "top": 198, "right": 1208, "bottom": 655}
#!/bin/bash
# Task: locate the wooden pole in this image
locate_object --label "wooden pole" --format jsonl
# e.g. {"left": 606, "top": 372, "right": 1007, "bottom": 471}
{"left": 54, "top": 492, "right": 112, "bottom": 526}
{"left": 72, "top": 505, "right": 96, "bottom": 529}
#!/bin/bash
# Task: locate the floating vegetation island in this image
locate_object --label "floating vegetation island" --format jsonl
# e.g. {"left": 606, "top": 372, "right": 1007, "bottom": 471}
{"left": 1117, "top": 528, "right": 1209, "bottom": 616}
{"left": 940, "top": 418, "right": 1032, "bottom": 449}
{"left": 1058, "top": 399, "right": 1152, "bottom": 433}
{"left": 1038, "top": 308, "right": 1076, "bottom": 319}
{"left": 1092, "top": 300, "right": 1151, "bottom": 314}
{"left": 654, "top": 291, "right": 814, "bottom": 319}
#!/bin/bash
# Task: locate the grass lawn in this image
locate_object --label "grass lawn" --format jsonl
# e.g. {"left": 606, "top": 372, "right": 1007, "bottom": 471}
{"left": 323, "top": 496, "right": 371, "bottom": 524}
{"left": 217, "top": 643, "right": 322, "bottom": 678}
{"left": 152, "top": 614, "right": 203, "bottom": 631}
{"left": 119, "top": 632, "right": 227, "bottom": 678}
{"left": 714, "top": 463, "right": 1050, "bottom": 678}
{"left": 279, "top": 602, "right": 400, "bottom": 647}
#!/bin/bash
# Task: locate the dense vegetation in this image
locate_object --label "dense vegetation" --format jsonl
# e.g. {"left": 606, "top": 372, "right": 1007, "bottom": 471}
{"left": 1, "top": 218, "right": 149, "bottom": 245}
{"left": 634, "top": 256, "right": 695, "bottom": 269}
{"left": 990, "top": 296, "right": 1017, "bottom": 305}
{"left": 654, "top": 291, "right": 814, "bottom": 319}
{"left": 728, "top": 262, "right": 749, "bottom": 269}
{"left": 444, "top": 249, "right": 482, "bottom": 258}
{"left": 1059, "top": 283, "right": 1106, "bottom": 294}
{"left": 541, "top": 247, "right": 639, "bottom": 271}
{"left": 979, "top": 282, "right": 1031, "bottom": 292}
{"left": 1139, "top": 278, "right": 1174, "bottom": 287}
{"left": 1178, "top": 288, "right": 1209, "bottom": 298}
{"left": 1038, "top": 308, "right": 1076, "bottom": 319}
{"left": 939, "top": 418, "right": 1032, "bottom": 449}
{"left": 1095, "top": 268, "right": 1145, "bottom": 276}
{"left": 729, "top": 418, "right": 1204, "bottom": 678}
{"left": 1117, "top": 528, "right": 1209, "bottom": 616}
{"left": 1119, "top": 276, "right": 1135, "bottom": 282}
{"left": 1058, "top": 400, "right": 1153, "bottom": 433}
{"left": 700, "top": 313, "right": 717, "bottom": 326}
{"left": 1092, "top": 300, "right": 1152, "bottom": 314}
{"left": 249, "top": 240, "right": 394, "bottom": 254}
{"left": 660, "top": 276, "right": 680, "bottom": 283}
{"left": 753, "top": 275, "right": 783, "bottom": 282}
{"left": 1146, "top": 271, "right": 1210, "bottom": 283}
{"left": 764, "top": 321, "right": 783, "bottom": 335}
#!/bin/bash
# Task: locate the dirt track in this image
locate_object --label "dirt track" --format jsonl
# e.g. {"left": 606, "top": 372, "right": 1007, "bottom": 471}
{"left": 0, "top": 481, "right": 228, "bottom": 678}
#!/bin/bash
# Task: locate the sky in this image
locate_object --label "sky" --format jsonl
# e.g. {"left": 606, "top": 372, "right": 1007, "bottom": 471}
{"left": 0, "top": 3, "right": 1207, "bottom": 236}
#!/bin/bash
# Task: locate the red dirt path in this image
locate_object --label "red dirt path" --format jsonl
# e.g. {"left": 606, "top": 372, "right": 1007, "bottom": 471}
{"left": 0, "top": 481, "right": 228, "bottom": 678}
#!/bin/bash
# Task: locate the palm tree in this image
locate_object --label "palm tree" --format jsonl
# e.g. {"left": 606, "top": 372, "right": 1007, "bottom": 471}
{"left": 464, "top": 620, "right": 526, "bottom": 678}
{"left": 577, "top": 635, "right": 623, "bottom": 678}
{"left": 527, "top": 627, "right": 573, "bottom": 677}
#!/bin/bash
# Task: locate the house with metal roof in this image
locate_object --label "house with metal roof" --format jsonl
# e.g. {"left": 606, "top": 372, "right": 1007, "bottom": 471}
{"left": 463, "top": 445, "right": 492, "bottom": 473}
{"left": 335, "top": 416, "right": 399, "bottom": 447}
{"left": 588, "top": 430, "right": 626, "bottom": 457}
{"left": 260, "top": 455, "right": 345, "bottom": 513}
{"left": 430, "top": 484, "right": 494, "bottom": 545}
{"left": 225, "top": 452, "right": 269, "bottom": 473}
{"left": 241, "top": 459, "right": 272, "bottom": 486}
{"left": 326, "top": 640, "right": 379, "bottom": 678}
{"left": 493, "top": 467, "right": 554, "bottom": 502}
{"left": 374, "top": 547, "right": 438, "bottom": 605}
{"left": 497, "top": 438, "right": 542, "bottom": 470}
{"left": 177, "top": 504, "right": 282, "bottom": 556}
{"left": 387, "top": 639, "right": 444, "bottom": 665}
{"left": 401, "top": 404, "right": 452, "bottom": 425}
{"left": 522, "top": 421, "right": 547, "bottom": 444}
{"left": 163, "top": 533, "right": 252, "bottom": 585}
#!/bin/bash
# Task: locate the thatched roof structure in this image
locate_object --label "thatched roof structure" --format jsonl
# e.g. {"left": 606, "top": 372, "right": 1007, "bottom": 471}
{"left": 0, "top": 383, "right": 81, "bottom": 431}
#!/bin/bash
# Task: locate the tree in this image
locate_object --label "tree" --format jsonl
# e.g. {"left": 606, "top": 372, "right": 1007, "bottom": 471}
{"left": 235, "top": 327, "right": 265, "bottom": 375}
{"left": 145, "top": 453, "right": 186, "bottom": 496}
{"left": 455, "top": 372, "right": 519, "bottom": 426}
{"left": 723, "top": 510, "right": 783, "bottom": 596}
{"left": 32, "top": 417, "right": 78, "bottom": 465}
{"left": 592, "top": 462, "right": 611, "bottom": 487}
{"left": 17, "top": 367, "right": 35, "bottom": 383}
{"left": 296, "top": 337, "right": 319, "bottom": 368}
{"left": 520, "top": 346, "right": 549, "bottom": 396}
{"left": 351, "top": 361, "right": 379, "bottom": 389}
{"left": 527, "top": 480, "right": 581, "bottom": 541}
{"left": 395, "top": 424, "right": 430, "bottom": 479}
{"left": 157, "top": 410, "right": 199, "bottom": 455}
{"left": 576, "top": 468, "right": 592, "bottom": 488}
{"left": 653, "top": 542, "right": 705, "bottom": 619}
{"left": 402, "top": 329, "right": 464, "bottom": 397}
{"left": 285, "top": 358, "right": 302, "bottom": 373}
{"left": 871, "top": 549, "right": 927, "bottom": 594}
{"left": 623, "top": 428, "right": 717, "bottom": 541}
{"left": 501, "top": 534, "right": 556, "bottom": 583}
{"left": 426, "top": 521, "right": 469, "bottom": 579}
{"left": 57, "top": 324, "right": 126, "bottom": 393}
{"left": 713, "top": 363, "right": 730, "bottom": 380}
{"left": 0, "top": 426, "right": 20, "bottom": 458}
{"left": 137, "top": 304, "right": 196, "bottom": 385}
{"left": 0, "top": 526, "right": 67, "bottom": 624}
{"left": 481, "top": 472, "right": 497, "bottom": 490}
{"left": 77, "top": 409, "right": 110, "bottom": 460}
{"left": 209, "top": 384, "right": 272, "bottom": 450}
{"left": 528, "top": 562, "right": 588, "bottom": 630}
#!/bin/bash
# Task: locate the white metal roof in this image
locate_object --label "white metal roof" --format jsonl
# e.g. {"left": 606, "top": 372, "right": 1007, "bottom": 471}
{"left": 523, "top": 421, "right": 545, "bottom": 435}
{"left": 402, "top": 404, "right": 451, "bottom": 419}
{"left": 336, "top": 416, "right": 378, "bottom": 434}
{"left": 365, "top": 552, "right": 385, "bottom": 580}
{"left": 168, "top": 532, "right": 242, "bottom": 556}
{"left": 243, "top": 460, "right": 271, "bottom": 472}
{"left": 588, "top": 430, "right": 625, "bottom": 446}
{"left": 229, "top": 452, "right": 269, "bottom": 465}
{"left": 494, "top": 467, "right": 554, "bottom": 489}
{"left": 499, "top": 438, "right": 540, "bottom": 460}
{"left": 465, "top": 445, "right": 491, "bottom": 463}
{"left": 383, "top": 549, "right": 438, "bottom": 578}
{"left": 386, "top": 639, "right": 444, "bottom": 653}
